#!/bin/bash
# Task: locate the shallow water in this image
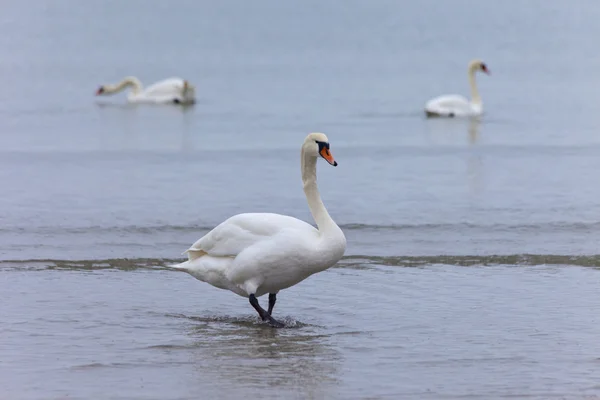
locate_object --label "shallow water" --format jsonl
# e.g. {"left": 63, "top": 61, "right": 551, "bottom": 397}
{"left": 2, "top": 1, "right": 600, "bottom": 399}
{"left": 3, "top": 260, "right": 600, "bottom": 399}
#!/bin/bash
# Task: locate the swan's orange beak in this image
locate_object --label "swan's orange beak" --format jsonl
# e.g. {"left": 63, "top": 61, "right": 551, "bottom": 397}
{"left": 482, "top": 65, "right": 490, "bottom": 75}
{"left": 320, "top": 146, "right": 337, "bottom": 166}
{"left": 95, "top": 86, "right": 104, "bottom": 96}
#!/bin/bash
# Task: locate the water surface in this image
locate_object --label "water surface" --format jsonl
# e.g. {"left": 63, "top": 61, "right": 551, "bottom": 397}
{"left": 1, "top": 1, "right": 600, "bottom": 399}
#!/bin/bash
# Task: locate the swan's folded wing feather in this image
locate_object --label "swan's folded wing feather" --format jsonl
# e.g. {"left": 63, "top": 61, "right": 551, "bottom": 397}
{"left": 426, "top": 94, "right": 469, "bottom": 109}
{"left": 425, "top": 94, "right": 473, "bottom": 116}
{"left": 186, "top": 213, "right": 316, "bottom": 258}
{"left": 144, "top": 78, "right": 185, "bottom": 96}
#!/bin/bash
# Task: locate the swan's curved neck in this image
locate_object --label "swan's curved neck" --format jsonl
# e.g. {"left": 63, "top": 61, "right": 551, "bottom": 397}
{"left": 106, "top": 77, "right": 143, "bottom": 95}
{"left": 468, "top": 68, "right": 481, "bottom": 105}
{"left": 301, "top": 147, "right": 336, "bottom": 233}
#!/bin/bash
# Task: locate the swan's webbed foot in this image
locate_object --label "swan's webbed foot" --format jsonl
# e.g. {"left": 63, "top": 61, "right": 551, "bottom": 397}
{"left": 249, "top": 294, "right": 285, "bottom": 328}
{"left": 173, "top": 98, "right": 181, "bottom": 104}
{"left": 267, "top": 317, "right": 285, "bottom": 328}
{"left": 448, "top": 112, "right": 455, "bottom": 117}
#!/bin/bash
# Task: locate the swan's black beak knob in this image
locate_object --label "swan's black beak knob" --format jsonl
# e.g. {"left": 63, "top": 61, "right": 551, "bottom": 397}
{"left": 318, "top": 142, "right": 337, "bottom": 166}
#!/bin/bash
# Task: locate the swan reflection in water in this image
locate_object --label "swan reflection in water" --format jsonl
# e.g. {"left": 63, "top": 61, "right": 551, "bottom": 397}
{"left": 466, "top": 118, "right": 484, "bottom": 196}
{"left": 423, "top": 117, "right": 484, "bottom": 196}
{"left": 94, "top": 100, "right": 196, "bottom": 113}
{"left": 94, "top": 100, "right": 196, "bottom": 152}
{"left": 182, "top": 315, "right": 341, "bottom": 398}
{"left": 423, "top": 114, "right": 481, "bottom": 146}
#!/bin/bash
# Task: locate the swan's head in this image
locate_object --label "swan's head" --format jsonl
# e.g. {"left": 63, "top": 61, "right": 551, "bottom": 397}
{"left": 304, "top": 132, "right": 337, "bottom": 166}
{"left": 469, "top": 59, "right": 490, "bottom": 75}
{"left": 95, "top": 85, "right": 106, "bottom": 96}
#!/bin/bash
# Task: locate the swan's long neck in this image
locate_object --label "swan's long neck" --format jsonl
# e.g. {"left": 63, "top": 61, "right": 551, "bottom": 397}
{"left": 106, "top": 77, "right": 143, "bottom": 95}
{"left": 468, "top": 68, "right": 481, "bottom": 105}
{"left": 301, "top": 148, "right": 336, "bottom": 233}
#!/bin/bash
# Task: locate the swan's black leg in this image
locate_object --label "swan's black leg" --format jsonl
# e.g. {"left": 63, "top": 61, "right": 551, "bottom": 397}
{"left": 249, "top": 294, "right": 268, "bottom": 319}
{"left": 268, "top": 293, "right": 277, "bottom": 316}
{"left": 173, "top": 98, "right": 181, "bottom": 104}
{"left": 249, "top": 294, "right": 284, "bottom": 328}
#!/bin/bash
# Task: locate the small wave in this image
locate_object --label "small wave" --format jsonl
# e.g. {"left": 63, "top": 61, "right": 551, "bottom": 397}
{"left": 349, "top": 254, "right": 600, "bottom": 268}
{"left": 2, "top": 221, "right": 600, "bottom": 235}
{"left": 165, "top": 313, "right": 311, "bottom": 329}
{"left": 70, "top": 362, "right": 143, "bottom": 370}
{"left": 0, "top": 258, "right": 176, "bottom": 271}
{"left": 342, "top": 221, "right": 600, "bottom": 232}
{"left": 0, "top": 224, "right": 216, "bottom": 235}
{"left": 2, "top": 254, "right": 600, "bottom": 271}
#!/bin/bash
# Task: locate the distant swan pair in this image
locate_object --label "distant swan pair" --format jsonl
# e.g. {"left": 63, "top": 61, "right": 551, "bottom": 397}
{"left": 95, "top": 77, "right": 196, "bottom": 105}
{"left": 425, "top": 59, "right": 490, "bottom": 117}
{"left": 96, "top": 59, "right": 489, "bottom": 115}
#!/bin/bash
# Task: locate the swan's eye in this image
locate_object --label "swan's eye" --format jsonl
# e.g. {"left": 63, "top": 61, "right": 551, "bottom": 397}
{"left": 315, "top": 140, "right": 330, "bottom": 150}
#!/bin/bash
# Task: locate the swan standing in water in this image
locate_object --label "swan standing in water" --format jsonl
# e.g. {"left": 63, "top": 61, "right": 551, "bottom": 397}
{"left": 424, "top": 59, "right": 490, "bottom": 117}
{"left": 170, "top": 133, "right": 346, "bottom": 327}
{"left": 95, "top": 76, "right": 195, "bottom": 104}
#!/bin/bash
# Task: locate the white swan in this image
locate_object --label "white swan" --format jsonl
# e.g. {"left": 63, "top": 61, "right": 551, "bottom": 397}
{"left": 170, "top": 132, "right": 346, "bottom": 327}
{"left": 424, "top": 59, "right": 490, "bottom": 117}
{"left": 95, "top": 76, "right": 195, "bottom": 104}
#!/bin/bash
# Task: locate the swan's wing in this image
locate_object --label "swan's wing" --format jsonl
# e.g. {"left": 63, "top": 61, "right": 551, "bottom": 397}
{"left": 143, "top": 78, "right": 186, "bottom": 96}
{"left": 425, "top": 94, "right": 474, "bottom": 116}
{"left": 426, "top": 95, "right": 469, "bottom": 107}
{"left": 185, "top": 213, "right": 316, "bottom": 260}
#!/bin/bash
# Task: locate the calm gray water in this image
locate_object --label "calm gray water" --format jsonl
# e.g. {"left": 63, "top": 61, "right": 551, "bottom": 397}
{"left": 2, "top": 1, "right": 600, "bottom": 399}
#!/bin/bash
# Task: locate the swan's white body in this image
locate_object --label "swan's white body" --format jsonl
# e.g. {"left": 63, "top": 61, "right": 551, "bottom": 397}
{"left": 96, "top": 77, "right": 195, "bottom": 104}
{"left": 425, "top": 59, "right": 489, "bottom": 118}
{"left": 170, "top": 133, "right": 346, "bottom": 302}
{"left": 425, "top": 94, "right": 482, "bottom": 117}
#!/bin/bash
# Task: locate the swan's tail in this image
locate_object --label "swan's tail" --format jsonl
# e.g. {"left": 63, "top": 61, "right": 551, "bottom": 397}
{"left": 164, "top": 249, "right": 207, "bottom": 272}
{"left": 165, "top": 260, "right": 191, "bottom": 272}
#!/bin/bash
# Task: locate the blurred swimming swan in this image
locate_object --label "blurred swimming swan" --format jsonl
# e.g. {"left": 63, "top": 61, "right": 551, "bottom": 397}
{"left": 425, "top": 59, "right": 490, "bottom": 117}
{"left": 95, "top": 76, "right": 195, "bottom": 104}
